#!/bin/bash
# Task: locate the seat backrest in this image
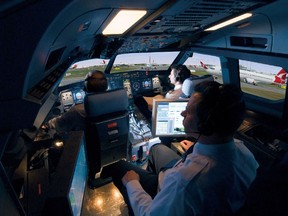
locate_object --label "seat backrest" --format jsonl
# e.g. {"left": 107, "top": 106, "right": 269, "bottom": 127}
{"left": 85, "top": 89, "right": 129, "bottom": 119}
{"left": 84, "top": 89, "right": 129, "bottom": 182}
{"left": 181, "top": 74, "right": 214, "bottom": 98}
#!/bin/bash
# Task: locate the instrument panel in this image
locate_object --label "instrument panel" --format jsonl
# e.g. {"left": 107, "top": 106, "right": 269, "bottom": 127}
{"left": 60, "top": 88, "right": 85, "bottom": 110}
{"left": 59, "top": 71, "right": 165, "bottom": 110}
{"left": 106, "top": 71, "right": 163, "bottom": 95}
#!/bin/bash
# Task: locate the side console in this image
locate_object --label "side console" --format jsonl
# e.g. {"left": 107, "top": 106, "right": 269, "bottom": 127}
{"left": 236, "top": 115, "right": 288, "bottom": 169}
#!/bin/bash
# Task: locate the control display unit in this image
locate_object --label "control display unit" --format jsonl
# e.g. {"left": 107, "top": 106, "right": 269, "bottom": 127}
{"left": 152, "top": 99, "right": 188, "bottom": 137}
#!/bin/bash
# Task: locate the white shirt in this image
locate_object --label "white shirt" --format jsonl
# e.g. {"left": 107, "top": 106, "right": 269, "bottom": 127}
{"left": 165, "top": 84, "right": 183, "bottom": 99}
{"left": 125, "top": 139, "right": 259, "bottom": 216}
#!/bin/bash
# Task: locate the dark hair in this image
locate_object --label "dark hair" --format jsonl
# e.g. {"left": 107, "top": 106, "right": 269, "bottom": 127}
{"left": 171, "top": 64, "right": 191, "bottom": 83}
{"left": 84, "top": 70, "right": 108, "bottom": 92}
{"left": 194, "top": 81, "right": 245, "bottom": 136}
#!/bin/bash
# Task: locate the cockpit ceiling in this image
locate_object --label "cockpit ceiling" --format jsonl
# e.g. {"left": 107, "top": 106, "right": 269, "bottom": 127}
{"left": 103, "top": 0, "right": 276, "bottom": 54}
{"left": 0, "top": 0, "right": 276, "bottom": 56}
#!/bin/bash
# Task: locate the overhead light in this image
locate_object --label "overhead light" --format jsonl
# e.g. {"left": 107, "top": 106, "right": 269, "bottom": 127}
{"left": 205, "top": 13, "right": 252, "bottom": 31}
{"left": 103, "top": 10, "right": 147, "bottom": 35}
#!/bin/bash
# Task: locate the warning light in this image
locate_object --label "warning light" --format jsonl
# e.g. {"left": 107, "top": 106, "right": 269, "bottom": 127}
{"left": 107, "top": 122, "right": 118, "bottom": 129}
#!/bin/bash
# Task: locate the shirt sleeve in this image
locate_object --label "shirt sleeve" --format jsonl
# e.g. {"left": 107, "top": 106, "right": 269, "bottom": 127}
{"left": 126, "top": 180, "right": 153, "bottom": 216}
{"left": 47, "top": 104, "right": 86, "bottom": 133}
{"left": 126, "top": 173, "right": 194, "bottom": 216}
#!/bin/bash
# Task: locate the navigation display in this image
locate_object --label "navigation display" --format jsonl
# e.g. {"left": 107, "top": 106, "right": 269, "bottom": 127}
{"left": 142, "top": 78, "right": 152, "bottom": 90}
{"left": 73, "top": 89, "right": 85, "bottom": 104}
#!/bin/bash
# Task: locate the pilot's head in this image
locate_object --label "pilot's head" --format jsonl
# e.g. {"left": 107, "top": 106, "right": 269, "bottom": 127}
{"left": 169, "top": 64, "right": 191, "bottom": 84}
{"left": 84, "top": 70, "right": 108, "bottom": 93}
{"left": 182, "top": 81, "right": 245, "bottom": 136}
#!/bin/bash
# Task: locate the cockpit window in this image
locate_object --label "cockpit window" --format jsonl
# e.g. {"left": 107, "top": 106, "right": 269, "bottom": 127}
{"left": 60, "top": 58, "right": 109, "bottom": 86}
{"left": 183, "top": 53, "right": 223, "bottom": 83}
{"left": 239, "top": 60, "right": 286, "bottom": 101}
{"left": 110, "top": 52, "right": 179, "bottom": 73}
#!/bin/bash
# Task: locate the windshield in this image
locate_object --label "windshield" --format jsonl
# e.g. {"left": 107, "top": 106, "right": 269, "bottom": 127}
{"left": 60, "top": 52, "right": 180, "bottom": 86}
{"left": 184, "top": 53, "right": 286, "bottom": 101}
{"left": 111, "top": 52, "right": 179, "bottom": 73}
{"left": 183, "top": 53, "right": 223, "bottom": 83}
{"left": 239, "top": 60, "right": 286, "bottom": 101}
{"left": 60, "top": 58, "right": 110, "bottom": 86}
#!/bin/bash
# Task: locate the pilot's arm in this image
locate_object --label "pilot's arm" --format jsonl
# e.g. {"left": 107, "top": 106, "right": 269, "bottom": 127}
{"left": 123, "top": 167, "right": 199, "bottom": 216}
{"left": 47, "top": 104, "right": 86, "bottom": 133}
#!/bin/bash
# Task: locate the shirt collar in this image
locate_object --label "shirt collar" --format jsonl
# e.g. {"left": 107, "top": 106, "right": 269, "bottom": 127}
{"left": 174, "top": 83, "right": 182, "bottom": 90}
{"left": 192, "top": 140, "right": 236, "bottom": 159}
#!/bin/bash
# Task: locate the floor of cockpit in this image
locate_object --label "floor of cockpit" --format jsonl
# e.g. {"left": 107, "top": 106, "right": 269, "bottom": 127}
{"left": 81, "top": 181, "right": 129, "bottom": 216}
{"left": 81, "top": 161, "right": 148, "bottom": 215}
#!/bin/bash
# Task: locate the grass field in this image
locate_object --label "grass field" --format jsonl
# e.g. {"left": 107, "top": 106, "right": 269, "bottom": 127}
{"left": 241, "top": 84, "right": 285, "bottom": 100}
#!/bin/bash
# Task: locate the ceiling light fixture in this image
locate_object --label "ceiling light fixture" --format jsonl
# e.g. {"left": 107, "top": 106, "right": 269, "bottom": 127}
{"left": 205, "top": 13, "right": 252, "bottom": 31}
{"left": 103, "top": 10, "right": 147, "bottom": 35}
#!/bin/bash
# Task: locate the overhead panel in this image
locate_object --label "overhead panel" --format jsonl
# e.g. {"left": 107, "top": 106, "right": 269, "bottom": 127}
{"left": 117, "top": 0, "right": 273, "bottom": 53}
{"left": 137, "top": 0, "right": 269, "bottom": 34}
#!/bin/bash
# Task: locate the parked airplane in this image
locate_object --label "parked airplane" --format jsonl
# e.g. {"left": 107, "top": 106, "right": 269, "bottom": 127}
{"left": 200, "top": 61, "right": 287, "bottom": 85}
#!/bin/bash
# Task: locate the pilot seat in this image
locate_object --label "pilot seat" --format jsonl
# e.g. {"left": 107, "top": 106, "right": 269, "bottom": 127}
{"left": 84, "top": 89, "right": 129, "bottom": 187}
{"left": 181, "top": 74, "right": 214, "bottom": 98}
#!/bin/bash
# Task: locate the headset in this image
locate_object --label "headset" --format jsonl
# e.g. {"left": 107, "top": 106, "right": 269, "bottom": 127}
{"left": 197, "top": 104, "right": 220, "bottom": 136}
{"left": 174, "top": 65, "right": 191, "bottom": 83}
{"left": 195, "top": 82, "right": 245, "bottom": 136}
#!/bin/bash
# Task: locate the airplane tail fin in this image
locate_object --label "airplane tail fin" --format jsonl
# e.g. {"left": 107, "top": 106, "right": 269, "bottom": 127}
{"left": 200, "top": 61, "right": 208, "bottom": 69}
{"left": 274, "top": 68, "right": 287, "bottom": 84}
{"left": 71, "top": 64, "right": 77, "bottom": 69}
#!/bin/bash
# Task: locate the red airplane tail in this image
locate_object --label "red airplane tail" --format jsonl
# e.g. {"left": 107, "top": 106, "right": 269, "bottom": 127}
{"left": 274, "top": 68, "right": 287, "bottom": 84}
{"left": 71, "top": 64, "right": 77, "bottom": 69}
{"left": 200, "top": 61, "right": 208, "bottom": 69}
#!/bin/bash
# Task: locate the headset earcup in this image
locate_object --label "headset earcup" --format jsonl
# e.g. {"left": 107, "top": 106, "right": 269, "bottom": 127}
{"left": 198, "top": 118, "right": 213, "bottom": 135}
{"left": 197, "top": 109, "right": 215, "bottom": 136}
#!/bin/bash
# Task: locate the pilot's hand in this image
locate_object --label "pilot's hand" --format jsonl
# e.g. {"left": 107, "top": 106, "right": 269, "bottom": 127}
{"left": 122, "top": 170, "right": 140, "bottom": 186}
{"left": 180, "top": 140, "right": 194, "bottom": 151}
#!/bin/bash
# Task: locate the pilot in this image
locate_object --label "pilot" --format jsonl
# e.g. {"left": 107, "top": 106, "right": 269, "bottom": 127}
{"left": 143, "top": 64, "right": 191, "bottom": 110}
{"left": 165, "top": 64, "right": 192, "bottom": 98}
{"left": 107, "top": 81, "right": 259, "bottom": 216}
{"left": 46, "top": 70, "right": 108, "bottom": 133}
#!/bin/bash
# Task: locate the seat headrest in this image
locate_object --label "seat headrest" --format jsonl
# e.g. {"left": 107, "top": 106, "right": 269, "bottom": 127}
{"left": 181, "top": 75, "right": 214, "bottom": 98}
{"left": 84, "top": 89, "right": 128, "bottom": 117}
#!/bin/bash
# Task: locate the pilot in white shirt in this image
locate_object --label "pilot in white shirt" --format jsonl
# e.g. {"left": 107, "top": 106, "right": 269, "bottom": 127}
{"left": 108, "top": 81, "right": 259, "bottom": 216}
{"left": 144, "top": 64, "right": 191, "bottom": 110}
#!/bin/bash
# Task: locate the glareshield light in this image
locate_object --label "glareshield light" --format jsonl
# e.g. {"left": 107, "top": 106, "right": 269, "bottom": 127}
{"left": 205, "top": 13, "right": 252, "bottom": 31}
{"left": 103, "top": 10, "right": 147, "bottom": 35}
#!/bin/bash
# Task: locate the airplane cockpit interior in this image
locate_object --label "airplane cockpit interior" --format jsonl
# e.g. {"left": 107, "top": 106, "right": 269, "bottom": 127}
{"left": 1, "top": 0, "right": 288, "bottom": 215}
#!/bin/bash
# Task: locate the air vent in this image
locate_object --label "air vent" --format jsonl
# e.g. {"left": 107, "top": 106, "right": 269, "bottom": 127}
{"left": 28, "top": 59, "right": 73, "bottom": 101}
{"left": 230, "top": 36, "right": 268, "bottom": 48}
{"left": 45, "top": 47, "right": 66, "bottom": 71}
